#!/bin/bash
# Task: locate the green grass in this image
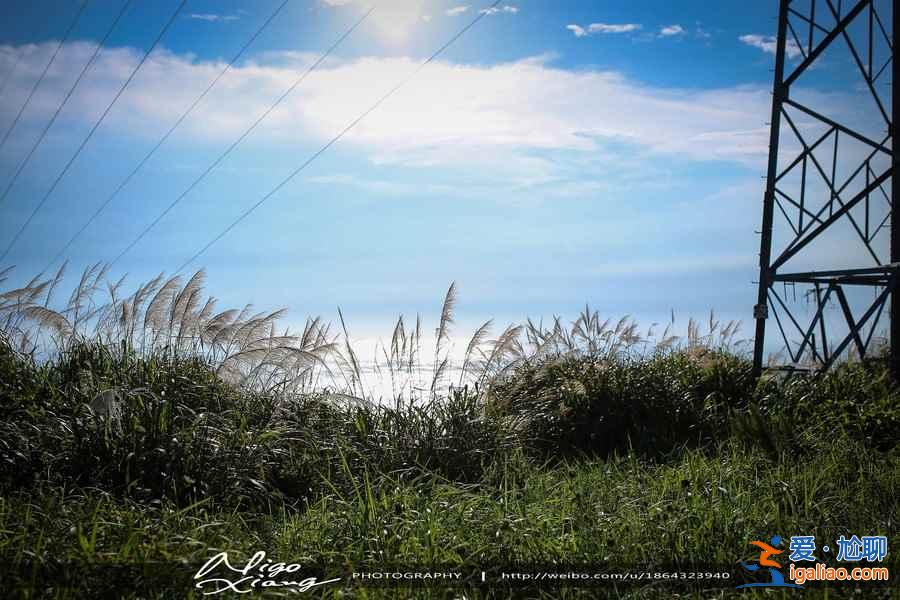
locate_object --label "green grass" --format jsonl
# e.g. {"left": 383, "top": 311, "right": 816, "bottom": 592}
{"left": 1, "top": 444, "right": 896, "bottom": 598}
{"left": 0, "top": 266, "right": 897, "bottom": 599}
{"left": 1, "top": 333, "right": 898, "bottom": 599}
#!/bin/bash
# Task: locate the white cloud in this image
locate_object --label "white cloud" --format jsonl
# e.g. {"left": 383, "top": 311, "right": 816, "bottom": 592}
{"left": 422, "top": 14, "right": 432, "bottom": 22}
{"left": 588, "top": 23, "right": 641, "bottom": 34}
{"left": 445, "top": 5, "right": 469, "bottom": 16}
{"left": 2, "top": 40, "right": 844, "bottom": 187}
{"left": 307, "top": 173, "right": 461, "bottom": 196}
{"left": 567, "top": 22, "right": 642, "bottom": 37}
{"left": 189, "top": 13, "right": 239, "bottom": 22}
{"left": 739, "top": 34, "right": 802, "bottom": 59}
{"left": 659, "top": 24, "right": 685, "bottom": 36}
{"left": 480, "top": 5, "right": 518, "bottom": 15}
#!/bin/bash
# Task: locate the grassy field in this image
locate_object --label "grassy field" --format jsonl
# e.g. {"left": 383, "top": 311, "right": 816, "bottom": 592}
{"left": 0, "top": 267, "right": 898, "bottom": 598}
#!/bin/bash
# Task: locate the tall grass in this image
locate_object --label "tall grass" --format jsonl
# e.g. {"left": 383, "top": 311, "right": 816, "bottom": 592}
{"left": 1, "top": 264, "right": 896, "bottom": 598}
{"left": 0, "top": 264, "right": 746, "bottom": 404}
{"left": 1, "top": 263, "right": 335, "bottom": 395}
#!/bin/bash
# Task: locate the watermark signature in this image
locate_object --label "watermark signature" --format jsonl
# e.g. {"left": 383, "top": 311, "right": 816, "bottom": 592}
{"left": 194, "top": 551, "right": 341, "bottom": 595}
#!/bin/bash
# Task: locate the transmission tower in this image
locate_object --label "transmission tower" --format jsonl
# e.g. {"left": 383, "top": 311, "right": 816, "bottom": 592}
{"left": 752, "top": 0, "right": 898, "bottom": 376}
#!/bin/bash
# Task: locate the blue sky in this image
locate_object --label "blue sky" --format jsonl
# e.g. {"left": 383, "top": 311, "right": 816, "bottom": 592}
{"left": 0, "top": 0, "right": 882, "bottom": 358}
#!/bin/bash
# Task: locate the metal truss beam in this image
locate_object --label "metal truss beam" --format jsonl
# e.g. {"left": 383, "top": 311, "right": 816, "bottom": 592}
{"left": 752, "top": 0, "right": 900, "bottom": 377}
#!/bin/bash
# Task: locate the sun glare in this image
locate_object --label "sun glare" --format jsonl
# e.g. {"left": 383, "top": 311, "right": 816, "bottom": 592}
{"left": 369, "top": 0, "right": 429, "bottom": 45}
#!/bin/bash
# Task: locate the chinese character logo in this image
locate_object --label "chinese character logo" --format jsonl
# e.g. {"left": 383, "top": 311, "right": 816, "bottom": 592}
{"left": 836, "top": 535, "right": 888, "bottom": 562}
{"left": 736, "top": 535, "right": 803, "bottom": 589}
{"left": 789, "top": 535, "right": 817, "bottom": 561}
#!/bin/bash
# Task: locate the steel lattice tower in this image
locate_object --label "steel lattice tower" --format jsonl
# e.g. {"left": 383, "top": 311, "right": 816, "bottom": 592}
{"left": 752, "top": 0, "right": 898, "bottom": 376}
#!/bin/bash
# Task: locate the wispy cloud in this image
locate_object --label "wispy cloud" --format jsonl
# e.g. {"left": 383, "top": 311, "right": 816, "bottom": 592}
{"left": 739, "top": 34, "right": 802, "bottom": 59}
{"left": 589, "top": 23, "right": 641, "bottom": 34}
{"left": 566, "top": 23, "right": 642, "bottom": 37}
{"left": 188, "top": 13, "right": 239, "bottom": 23}
{"left": 11, "top": 41, "right": 876, "bottom": 203}
{"left": 659, "top": 24, "right": 685, "bottom": 36}
{"left": 445, "top": 5, "right": 469, "bottom": 16}
{"left": 307, "top": 173, "right": 461, "bottom": 196}
{"left": 480, "top": 5, "right": 518, "bottom": 15}
{"left": 0, "top": 41, "right": 782, "bottom": 176}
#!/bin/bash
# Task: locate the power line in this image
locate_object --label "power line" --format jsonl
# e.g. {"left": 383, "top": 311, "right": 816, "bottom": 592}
{"left": 43, "top": 0, "right": 292, "bottom": 273}
{"left": 0, "top": 0, "right": 134, "bottom": 210}
{"left": 108, "top": 5, "right": 376, "bottom": 268}
{"left": 174, "top": 0, "right": 502, "bottom": 274}
{"left": 0, "top": 1, "right": 88, "bottom": 156}
{"left": 0, "top": 0, "right": 188, "bottom": 263}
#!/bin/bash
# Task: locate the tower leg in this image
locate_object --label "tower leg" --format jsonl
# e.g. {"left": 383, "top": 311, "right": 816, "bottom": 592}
{"left": 891, "top": 0, "right": 900, "bottom": 382}
{"left": 752, "top": 0, "right": 791, "bottom": 378}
